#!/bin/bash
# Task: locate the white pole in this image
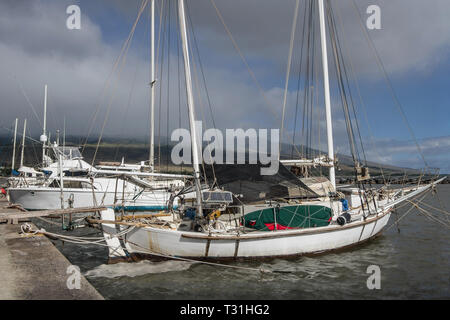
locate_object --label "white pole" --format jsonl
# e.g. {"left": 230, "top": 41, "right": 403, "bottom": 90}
{"left": 63, "top": 116, "right": 66, "bottom": 153}
{"left": 41, "top": 84, "right": 48, "bottom": 166}
{"left": 149, "top": 0, "right": 155, "bottom": 171}
{"left": 59, "top": 153, "right": 64, "bottom": 209}
{"left": 178, "top": 0, "right": 203, "bottom": 217}
{"left": 11, "top": 118, "right": 18, "bottom": 174}
{"left": 20, "top": 119, "right": 27, "bottom": 168}
{"left": 318, "top": 0, "right": 336, "bottom": 190}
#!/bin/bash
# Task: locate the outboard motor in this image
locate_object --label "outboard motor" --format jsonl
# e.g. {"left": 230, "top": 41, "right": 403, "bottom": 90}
{"left": 337, "top": 212, "right": 352, "bottom": 226}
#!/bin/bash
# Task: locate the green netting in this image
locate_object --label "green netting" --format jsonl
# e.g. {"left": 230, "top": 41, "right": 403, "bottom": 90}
{"left": 243, "top": 205, "right": 332, "bottom": 231}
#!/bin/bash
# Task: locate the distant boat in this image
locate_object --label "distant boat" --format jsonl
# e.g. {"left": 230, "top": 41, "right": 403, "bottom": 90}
{"left": 7, "top": 85, "right": 189, "bottom": 212}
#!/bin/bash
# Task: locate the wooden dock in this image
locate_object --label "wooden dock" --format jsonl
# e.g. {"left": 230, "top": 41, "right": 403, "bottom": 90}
{"left": 0, "top": 197, "right": 104, "bottom": 300}
{"left": 0, "top": 198, "right": 107, "bottom": 223}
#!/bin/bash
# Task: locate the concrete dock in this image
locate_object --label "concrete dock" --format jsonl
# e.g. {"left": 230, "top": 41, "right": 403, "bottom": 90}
{"left": 0, "top": 198, "right": 104, "bottom": 300}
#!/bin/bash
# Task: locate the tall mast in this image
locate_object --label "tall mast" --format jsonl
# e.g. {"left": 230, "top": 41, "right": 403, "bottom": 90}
{"left": 20, "top": 119, "right": 27, "bottom": 168}
{"left": 11, "top": 118, "right": 18, "bottom": 174}
{"left": 178, "top": 0, "right": 203, "bottom": 217}
{"left": 63, "top": 116, "right": 66, "bottom": 153}
{"left": 318, "top": 0, "right": 336, "bottom": 189}
{"left": 149, "top": 0, "right": 155, "bottom": 171}
{"left": 40, "top": 84, "right": 48, "bottom": 166}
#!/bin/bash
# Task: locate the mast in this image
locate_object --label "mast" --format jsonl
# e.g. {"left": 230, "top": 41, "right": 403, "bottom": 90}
{"left": 178, "top": 0, "right": 203, "bottom": 217}
{"left": 11, "top": 118, "right": 18, "bottom": 174}
{"left": 149, "top": 0, "right": 155, "bottom": 171}
{"left": 318, "top": 0, "right": 336, "bottom": 190}
{"left": 40, "top": 84, "right": 48, "bottom": 166}
{"left": 20, "top": 119, "right": 27, "bottom": 168}
{"left": 59, "top": 153, "right": 64, "bottom": 210}
{"left": 63, "top": 116, "right": 66, "bottom": 153}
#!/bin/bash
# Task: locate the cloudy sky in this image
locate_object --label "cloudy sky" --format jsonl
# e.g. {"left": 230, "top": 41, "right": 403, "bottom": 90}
{"left": 0, "top": 0, "right": 449, "bottom": 172}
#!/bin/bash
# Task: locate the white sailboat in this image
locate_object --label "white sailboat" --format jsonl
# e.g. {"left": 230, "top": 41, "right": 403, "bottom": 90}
{"left": 7, "top": 83, "right": 189, "bottom": 211}
{"left": 94, "top": 0, "right": 446, "bottom": 263}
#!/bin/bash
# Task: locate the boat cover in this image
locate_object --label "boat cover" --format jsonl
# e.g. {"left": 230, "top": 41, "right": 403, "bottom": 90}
{"left": 242, "top": 204, "right": 332, "bottom": 231}
{"left": 203, "top": 162, "right": 318, "bottom": 204}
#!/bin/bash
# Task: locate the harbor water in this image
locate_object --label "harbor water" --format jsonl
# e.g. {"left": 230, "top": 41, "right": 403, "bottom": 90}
{"left": 33, "top": 185, "right": 450, "bottom": 300}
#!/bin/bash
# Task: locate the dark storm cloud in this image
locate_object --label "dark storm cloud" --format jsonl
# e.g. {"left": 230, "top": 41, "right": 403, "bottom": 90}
{"left": 0, "top": 0, "right": 449, "bottom": 172}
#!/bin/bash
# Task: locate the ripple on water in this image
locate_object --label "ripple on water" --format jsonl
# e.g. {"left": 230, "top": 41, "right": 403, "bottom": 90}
{"left": 84, "top": 260, "right": 193, "bottom": 279}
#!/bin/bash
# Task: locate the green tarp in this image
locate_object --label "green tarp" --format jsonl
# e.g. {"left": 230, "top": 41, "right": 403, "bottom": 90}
{"left": 243, "top": 205, "right": 332, "bottom": 231}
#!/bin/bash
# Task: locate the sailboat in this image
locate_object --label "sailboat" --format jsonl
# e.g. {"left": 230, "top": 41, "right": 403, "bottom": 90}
{"left": 90, "top": 0, "right": 445, "bottom": 262}
{"left": 7, "top": 84, "right": 189, "bottom": 211}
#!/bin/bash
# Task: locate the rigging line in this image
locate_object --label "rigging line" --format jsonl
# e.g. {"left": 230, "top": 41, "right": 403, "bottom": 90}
{"left": 91, "top": 0, "right": 149, "bottom": 166}
{"left": 301, "top": 2, "right": 309, "bottom": 157}
{"left": 157, "top": 2, "right": 169, "bottom": 170}
{"left": 209, "top": 0, "right": 278, "bottom": 119}
{"left": 155, "top": 0, "right": 165, "bottom": 77}
{"left": 327, "top": 2, "right": 373, "bottom": 213}
{"left": 333, "top": 4, "right": 386, "bottom": 185}
{"left": 185, "top": 1, "right": 217, "bottom": 131}
{"left": 328, "top": 1, "right": 367, "bottom": 165}
{"left": 326, "top": 4, "right": 358, "bottom": 166}
{"left": 10, "top": 74, "right": 42, "bottom": 127}
{"left": 327, "top": 3, "right": 359, "bottom": 164}
{"left": 185, "top": 1, "right": 218, "bottom": 186}
{"left": 149, "top": 0, "right": 164, "bottom": 166}
{"left": 416, "top": 199, "right": 450, "bottom": 217}
{"left": 280, "top": 0, "right": 300, "bottom": 156}
{"left": 313, "top": 25, "right": 322, "bottom": 165}
{"left": 291, "top": 0, "right": 308, "bottom": 159}
{"left": 147, "top": 2, "right": 153, "bottom": 163}
{"left": 409, "top": 199, "right": 450, "bottom": 228}
{"left": 350, "top": 0, "right": 428, "bottom": 169}
{"left": 385, "top": 193, "right": 425, "bottom": 231}
{"left": 301, "top": 1, "right": 313, "bottom": 158}
{"left": 190, "top": 52, "right": 210, "bottom": 187}
{"left": 166, "top": 0, "right": 172, "bottom": 173}
{"left": 187, "top": 12, "right": 212, "bottom": 187}
{"left": 113, "top": 48, "right": 141, "bottom": 162}
{"left": 329, "top": 2, "right": 366, "bottom": 166}
{"left": 0, "top": 126, "right": 41, "bottom": 145}
{"left": 309, "top": 8, "right": 317, "bottom": 160}
{"left": 175, "top": 3, "right": 184, "bottom": 174}
{"left": 82, "top": 0, "right": 149, "bottom": 154}
{"left": 116, "top": 5, "right": 151, "bottom": 163}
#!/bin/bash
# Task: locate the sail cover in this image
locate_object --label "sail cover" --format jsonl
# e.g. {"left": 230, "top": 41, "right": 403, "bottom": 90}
{"left": 203, "top": 162, "right": 318, "bottom": 204}
{"left": 242, "top": 205, "right": 332, "bottom": 231}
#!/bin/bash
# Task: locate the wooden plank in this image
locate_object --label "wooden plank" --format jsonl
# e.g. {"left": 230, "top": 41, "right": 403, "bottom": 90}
{"left": 0, "top": 206, "right": 107, "bottom": 220}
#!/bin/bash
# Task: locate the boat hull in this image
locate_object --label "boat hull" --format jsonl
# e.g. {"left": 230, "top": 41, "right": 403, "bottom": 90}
{"left": 119, "top": 209, "right": 392, "bottom": 260}
{"left": 8, "top": 187, "right": 175, "bottom": 211}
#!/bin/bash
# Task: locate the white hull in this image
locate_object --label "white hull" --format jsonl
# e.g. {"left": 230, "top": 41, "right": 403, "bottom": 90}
{"left": 8, "top": 187, "right": 175, "bottom": 211}
{"left": 100, "top": 179, "right": 444, "bottom": 261}
{"left": 117, "top": 208, "right": 391, "bottom": 259}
